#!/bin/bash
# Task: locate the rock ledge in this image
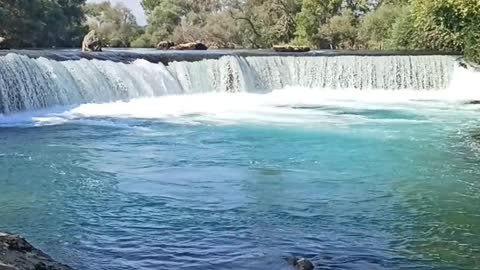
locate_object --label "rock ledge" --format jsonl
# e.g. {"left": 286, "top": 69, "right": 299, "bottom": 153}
{"left": 0, "top": 232, "right": 73, "bottom": 270}
{"left": 273, "top": 45, "right": 311, "bottom": 52}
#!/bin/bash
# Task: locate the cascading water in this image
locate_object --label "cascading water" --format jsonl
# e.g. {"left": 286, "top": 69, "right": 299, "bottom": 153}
{"left": 0, "top": 53, "right": 463, "bottom": 114}
{"left": 0, "top": 54, "right": 184, "bottom": 114}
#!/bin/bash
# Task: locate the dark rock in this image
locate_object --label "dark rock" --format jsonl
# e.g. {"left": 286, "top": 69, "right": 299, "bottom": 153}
{"left": 0, "top": 37, "right": 9, "bottom": 50}
{"left": 457, "top": 57, "right": 480, "bottom": 71}
{"left": 82, "top": 30, "right": 102, "bottom": 52}
{"left": 172, "top": 42, "right": 208, "bottom": 51}
{"left": 465, "top": 100, "right": 480, "bottom": 105}
{"left": 273, "top": 45, "right": 310, "bottom": 53}
{"left": 0, "top": 232, "right": 73, "bottom": 270}
{"left": 157, "top": 41, "right": 175, "bottom": 50}
{"left": 296, "top": 258, "right": 314, "bottom": 270}
{"left": 458, "top": 61, "right": 468, "bottom": 69}
{"left": 286, "top": 257, "right": 315, "bottom": 270}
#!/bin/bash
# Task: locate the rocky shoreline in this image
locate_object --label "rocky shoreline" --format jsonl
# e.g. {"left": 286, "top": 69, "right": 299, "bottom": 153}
{"left": 0, "top": 232, "right": 72, "bottom": 270}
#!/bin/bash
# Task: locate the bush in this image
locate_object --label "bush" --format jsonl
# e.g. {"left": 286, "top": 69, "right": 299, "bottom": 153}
{"left": 131, "top": 34, "right": 154, "bottom": 48}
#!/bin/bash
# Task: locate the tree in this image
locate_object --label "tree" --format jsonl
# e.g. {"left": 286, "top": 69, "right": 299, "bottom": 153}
{"left": 55, "top": 0, "right": 88, "bottom": 47}
{"left": 409, "top": 0, "right": 479, "bottom": 50}
{"left": 131, "top": 0, "right": 479, "bottom": 64}
{"left": 141, "top": 0, "right": 163, "bottom": 15}
{"left": 407, "top": 0, "right": 480, "bottom": 62}
{"left": 133, "top": 0, "right": 189, "bottom": 47}
{"left": 358, "top": 2, "right": 405, "bottom": 49}
{"left": 319, "top": 9, "right": 357, "bottom": 49}
{"left": 0, "top": 0, "right": 86, "bottom": 48}
{"left": 293, "top": 0, "right": 343, "bottom": 47}
{"left": 84, "top": 2, "right": 140, "bottom": 47}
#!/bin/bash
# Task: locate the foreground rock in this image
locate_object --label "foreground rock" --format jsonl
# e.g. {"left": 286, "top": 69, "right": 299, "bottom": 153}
{"left": 82, "top": 30, "right": 102, "bottom": 52}
{"left": 0, "top": 232, "right": 73, "bottom": 270}
{"left": 273, "top": 45, "right": 310, "bottom": 53}
{"left": 286, "top": 257, "right": 315, "bottom": 270}
{"left": 172, "top": 42, "right": 208, "bottom": 50}
{"left": 0, "top": 37, "right": 9, "bottom": 50}
{"left": 157, "top": 41, "right": 175, "bottom": 50}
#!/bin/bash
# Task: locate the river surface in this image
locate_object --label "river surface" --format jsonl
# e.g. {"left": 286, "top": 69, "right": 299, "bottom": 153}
{"left": 0, "top": 89, "right": 480, "bottom": 270}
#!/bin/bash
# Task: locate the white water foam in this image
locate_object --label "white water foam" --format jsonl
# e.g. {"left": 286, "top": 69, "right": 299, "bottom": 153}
{"left": 1, "top": 84, "right": 479, "bottom": 128}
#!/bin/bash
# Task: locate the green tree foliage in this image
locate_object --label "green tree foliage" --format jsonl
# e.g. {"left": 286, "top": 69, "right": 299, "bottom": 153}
{"left": 133, "top": 0, "right": 480, "bottom": 64}
{"left": 133, "top": 0, "right": 190, "bottom": 47}
{"left": 409, "top": 0, "right": 480, "bottom": 62}
{"left": 141, "top": 0, "right": 163, "bottom": 15}
{"left": 319, "top": 9, "right": 357, "bottom": 49}
{"left": 387, "top": 5, "right": 416, "bottom": 50}
{"left": 238, "top": 0, "right": 301, "bottom": 47}
{"left": 0, "top": 0, "right": 86, "bottom": 47}
{"left": 134, "top": 0, "right": 301, "bottom": 48}
{"left": 294, "top": 0, "right": 342, "bottom": 46}
{"left": 293, "top": 0, "right": 370, "bottom": 47}
{"left": 358, "top": 3, "right": 405, "bottom": 49}
{"left": 84, "top": 2, "right": 141, "bottom": 47}
{"left": 1, "top": 0, "right": 478, "bottom": 63}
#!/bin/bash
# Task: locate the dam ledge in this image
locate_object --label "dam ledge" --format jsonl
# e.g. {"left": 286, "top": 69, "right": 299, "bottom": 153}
{"left": 0, "top": 48, "right": 462, "bottom": 64}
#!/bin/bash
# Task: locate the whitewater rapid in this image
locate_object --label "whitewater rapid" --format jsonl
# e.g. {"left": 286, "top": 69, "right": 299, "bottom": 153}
{"left": 1, "top": 87, "right": 479, "bottom": 128}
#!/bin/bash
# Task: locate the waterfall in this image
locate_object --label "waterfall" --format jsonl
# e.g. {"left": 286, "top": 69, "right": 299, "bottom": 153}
{"left": 0, "top": 53, "right": 458, "bottom": 114}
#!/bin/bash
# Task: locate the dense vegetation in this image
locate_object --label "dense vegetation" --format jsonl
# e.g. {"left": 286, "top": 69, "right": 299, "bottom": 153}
{"left": 133, "top": 0, "right": 479, "bottom": 61}
{"left": 83, "top": 2, "right": 141, "bottom": 48}
{"left": 0, "top": 0, "right": 86, "bottom": 47}
{"left": 0, "top": 0, "right": 478, "bottom": 63}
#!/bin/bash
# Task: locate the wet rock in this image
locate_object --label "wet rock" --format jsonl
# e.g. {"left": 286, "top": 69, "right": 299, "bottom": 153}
{"left": 172, "top": 42, "right": 208, "bottom": 51}
{"left": 82, "top": 30, "right": 102, "bottom": 52}
{"left": 0, "top": 232, "right": 73, "bottom": 270}
{"left": 465, "top": 100, "right": 480, "bottom": 105}
{"left": 458, "top": 61, "right": 468, "bottom": 69}
{"left": 273, "top": 45, "right": 310, "bottom": 53}
{"left": 157, "top": 41, "right": 175, "bottom": 50}
{"left": 286, "top": 257, "right": 315, "bottom": 270}
{"left": 0, "top": 37, "right": 9, "bottom": 50}
{"left": 457, "top": 57, "right": 480, "bottom": 71}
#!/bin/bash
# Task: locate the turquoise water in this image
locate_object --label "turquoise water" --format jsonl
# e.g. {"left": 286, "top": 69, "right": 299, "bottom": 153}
{"left": 1, "top": 91, "right": 480, "bottom": 269}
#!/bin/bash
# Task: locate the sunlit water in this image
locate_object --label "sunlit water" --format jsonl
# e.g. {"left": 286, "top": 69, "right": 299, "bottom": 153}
{"left": 1, "top": 89, "right": 480, "bottom": 270}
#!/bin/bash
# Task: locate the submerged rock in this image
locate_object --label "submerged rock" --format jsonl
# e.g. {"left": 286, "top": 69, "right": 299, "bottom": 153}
{"left": 157, "top": 41, "right": 175, "bottom": 50}
{"left": 286, "top": 257, "right": 315, "bottom": 270}
{"left": 172, "top": 42, "right": 208, "bottom": 50}
{"left": 0, "top": 232, "right": 73, "bottom": 270}
{"left": 82, "top": 30, "right": 102, "bottom": 52}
